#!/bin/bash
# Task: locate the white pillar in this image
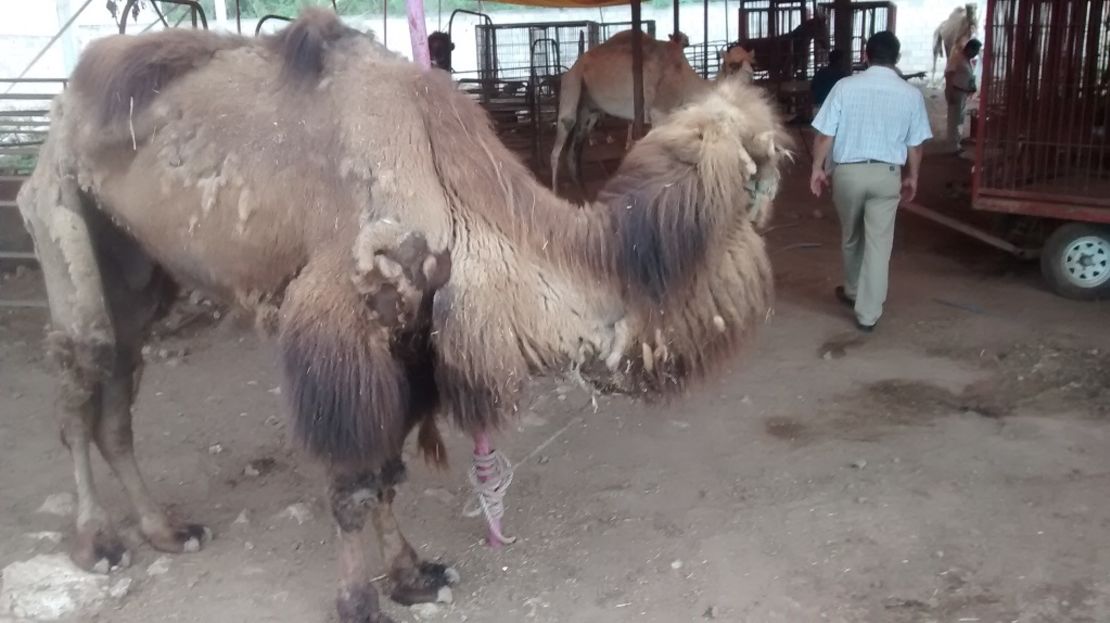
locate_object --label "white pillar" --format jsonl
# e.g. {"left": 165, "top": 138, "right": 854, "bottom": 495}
{"left": 213, "top": 0, "right": 229, "bottom": 31}
{"left": 56, "top": 0, "right": 79, "bottom": 75}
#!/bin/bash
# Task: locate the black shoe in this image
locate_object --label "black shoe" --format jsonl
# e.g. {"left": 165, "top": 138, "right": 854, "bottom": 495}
{"left": 855, "top": 319, "right": 876, "bottom": 333}
{"left": 834, "top": 286, "right": 855, "bottom": 308}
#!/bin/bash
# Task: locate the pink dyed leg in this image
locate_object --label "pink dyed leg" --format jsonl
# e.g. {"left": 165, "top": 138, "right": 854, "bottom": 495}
{"left": 471, "top": 432, "right": 515, "bottom": 548}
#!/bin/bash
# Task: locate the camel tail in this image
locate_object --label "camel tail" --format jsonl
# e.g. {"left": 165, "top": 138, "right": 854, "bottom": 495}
{"left": 417, "top": 415, "right": 448, "bottom": 469}
{"left": 551, "top": 62, "right": 585, "bottom": 189}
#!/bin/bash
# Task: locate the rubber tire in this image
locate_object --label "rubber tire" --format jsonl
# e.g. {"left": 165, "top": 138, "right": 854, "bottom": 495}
{"left": 1040, "top": 222, "right": 1110, "bottom": 301}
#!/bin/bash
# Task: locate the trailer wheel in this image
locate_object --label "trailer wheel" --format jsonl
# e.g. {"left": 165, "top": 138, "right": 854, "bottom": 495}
{"left": 1041, "top": 223, "right": 1110, "bottom": 300}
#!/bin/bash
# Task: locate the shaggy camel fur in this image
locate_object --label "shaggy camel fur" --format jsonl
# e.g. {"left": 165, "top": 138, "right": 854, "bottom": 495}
{"left": 19, "top": 9, "right": 788, "bottom": 623}
{"left": 550, "top": 29, "right": 756, "bottom": 190}
{"left": 933, "top": 4, "right": 979, "bottom": 77}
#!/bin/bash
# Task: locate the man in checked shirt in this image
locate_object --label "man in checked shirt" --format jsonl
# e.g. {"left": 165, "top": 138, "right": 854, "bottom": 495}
{"left": 809, "top": 31, "right": 933, "bottom": 332}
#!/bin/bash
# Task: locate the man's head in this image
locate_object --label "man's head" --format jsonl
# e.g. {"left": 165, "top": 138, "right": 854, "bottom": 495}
{"left": 964, "top": 38, "right": 982, "bottom": 59}
{"left": 828, "top": 48, "right": 847, "bottom": 68}
{"left": 864, "top": 31, "right": 900, "bottom": 67}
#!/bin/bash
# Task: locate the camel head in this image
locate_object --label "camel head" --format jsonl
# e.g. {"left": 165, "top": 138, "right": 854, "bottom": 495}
{"left": 581, "top": 79, "right": 791, "bottom": 393}
{"left": 719, "top": 44, "right": 756, "bottom": 83}
{"left": 668, "top": 31, "right": 690, "bottom": 48}
{"left": 964, "top": 3, "right": 980, "bottom": 31}
{"left": 428, "top": 31, "right": 454, "bottom": 72}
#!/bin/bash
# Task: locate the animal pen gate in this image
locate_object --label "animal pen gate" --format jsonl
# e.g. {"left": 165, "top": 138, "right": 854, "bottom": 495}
{"left": 463, "top": 17, "right": 655, "bottom": 168}
{"left": 905, "top": 0, "right": 1110, "bottom": 300}
{"left": 738, "top": 0, "right": 827, "bottom": 116}
{"left": 816, "top": 1, "right": 895, "bottom": 66}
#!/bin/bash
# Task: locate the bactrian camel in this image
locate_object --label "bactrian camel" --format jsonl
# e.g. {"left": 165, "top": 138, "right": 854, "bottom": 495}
{"left": 18, "top": 9, "right": 789, "bottom": 623}
{"left": 933, "top": 3, "right": 979, "bottom": 77}
{"left": 551, "top": 29, "right": 756, "bottom": 190}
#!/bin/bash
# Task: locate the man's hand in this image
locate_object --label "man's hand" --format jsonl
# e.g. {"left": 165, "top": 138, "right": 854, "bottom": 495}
{"left": 900, "top": 176, "right": 918, "bottom": 203}
{"left": 810, "top": 167, "right": 829, "bottom": 197}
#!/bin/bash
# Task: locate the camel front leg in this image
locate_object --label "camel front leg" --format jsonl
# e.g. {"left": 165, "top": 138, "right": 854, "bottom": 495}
{"left": 366, "top": 460, "right": 458, "bottom": 605}
{"left": 329, "top": 467, "right": 395, "bottom": 623}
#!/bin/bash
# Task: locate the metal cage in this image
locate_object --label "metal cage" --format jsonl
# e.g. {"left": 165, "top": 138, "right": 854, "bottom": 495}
{"left": 476, "top": 21, "right": 600, "bottom": 82}
{"left": 973, "top": 0, "right": 1110, "bottom": 222}
{"left": 816, "top": 1, "right": 895, "bottom": 65}
{"left": 738, "top": 0, "right": 813, "bottom": 40}
{"left": 738, "top": 0, "right": 826, "bottom": 81}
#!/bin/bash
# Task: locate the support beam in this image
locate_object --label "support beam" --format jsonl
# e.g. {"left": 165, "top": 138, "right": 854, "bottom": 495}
{"left": 407, "top": 0, "right": 431, "bottom": 69}
{"left": 702, "top": 0, "right": 708, "bottom": 79}
{"left": 213, "top": 0, "right": 228, "bottom": 30}
{"left": 631, "top": 0, "right": 645, "bottom": 139}
{"left": 833, "top": 0, "right": 852, "bottom": 72}
{"left": 672, "top": 0, "right": 679, "bottom": 38}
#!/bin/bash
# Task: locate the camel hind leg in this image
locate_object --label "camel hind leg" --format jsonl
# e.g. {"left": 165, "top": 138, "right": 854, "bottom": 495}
{"left": 18, "top": 146, "right": 206, "bottom": 571}
{"left": 82, "top": 204, "right": 211, "bottom": 555}
{"left": 567, "top": 110, "right": 601, "bottom": 192}
{"left": 19, "top": 152, "right": 123, "bottom": 572}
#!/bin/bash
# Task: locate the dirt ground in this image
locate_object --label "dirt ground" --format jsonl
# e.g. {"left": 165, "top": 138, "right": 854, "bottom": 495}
{"left": 3, "top": 136, "right": 1110, "bottom": 623}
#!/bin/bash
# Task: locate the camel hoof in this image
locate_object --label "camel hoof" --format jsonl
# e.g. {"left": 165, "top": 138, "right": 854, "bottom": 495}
{"left": 337, "top": 584, "right": 394, "bottom": 623}
{"left": 72, "top": 526, "right": 131, "bottom": 574}
{"left": 389, "top": 562, "right": 459, "bottom": 606}
{"left": 146, "top": 522, "right": 211, "bottom": 554}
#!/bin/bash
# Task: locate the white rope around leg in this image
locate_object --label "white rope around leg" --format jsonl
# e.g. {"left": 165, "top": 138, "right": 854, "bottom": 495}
{"left": 464, "top": 449, "right": 517, "bottom": 545}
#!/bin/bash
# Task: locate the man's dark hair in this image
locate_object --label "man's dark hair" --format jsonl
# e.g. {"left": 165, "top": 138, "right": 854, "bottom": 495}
{"left": 828, "top": 48, "right": 847, "bottom": 67}
{"left": 865, "top": 31, "right": 900, "bottom": 66}
{"left": 964, "top": 38, "right": 983, "bottom": 53}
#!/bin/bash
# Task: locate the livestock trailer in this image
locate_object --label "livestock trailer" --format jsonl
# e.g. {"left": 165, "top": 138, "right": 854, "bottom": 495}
{"left": 972, "top": 0, "right": 1110, "bottom": 299}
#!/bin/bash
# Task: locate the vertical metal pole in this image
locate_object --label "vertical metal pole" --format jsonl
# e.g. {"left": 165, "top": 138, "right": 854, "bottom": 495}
{"left": 407, "top": 0, "right": 431, "bottom": 68}
{"left": 383, "top": 0, "right": 388, "bottom": 47}
{"left": 672, "top": 0, "right": 680, "bottom": 38}
{"left": 235, "top": 0, "right": 241, "bottom": 35}
{"left": 833, "top": 0, "right": 851, "bottom": 73}
{"left": 702, "top": 0, "right": 709, "bottom": 78}
{"left": 632, "top": 0, "right": 645, "bottom": 139}
{"left": 724, "top": 0, "right": 729, "bottom": 44}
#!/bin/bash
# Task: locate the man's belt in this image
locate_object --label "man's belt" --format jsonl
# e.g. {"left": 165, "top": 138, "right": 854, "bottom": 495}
{"left": 838, "top": 159, "right": 900, "bottom": 166}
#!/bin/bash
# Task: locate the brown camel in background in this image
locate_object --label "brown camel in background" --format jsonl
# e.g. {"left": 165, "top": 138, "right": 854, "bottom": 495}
{"left": 550, "top": 29, "right": 755, "bottom": 190}
{"left": 18, "top": 9, "right": 789, "bottom": 623}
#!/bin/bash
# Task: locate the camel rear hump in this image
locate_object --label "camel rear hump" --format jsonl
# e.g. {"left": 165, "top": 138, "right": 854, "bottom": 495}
{"left": 71, "top": 28, "right": 248, "bottom": 130}
{"left": 264, "top": 7, "right": 361, "bottom": 84}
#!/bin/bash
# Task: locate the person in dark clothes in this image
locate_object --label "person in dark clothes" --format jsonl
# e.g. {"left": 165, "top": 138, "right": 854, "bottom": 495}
{"left": 812, "top": 49, "right": 851, "bottom": 109}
